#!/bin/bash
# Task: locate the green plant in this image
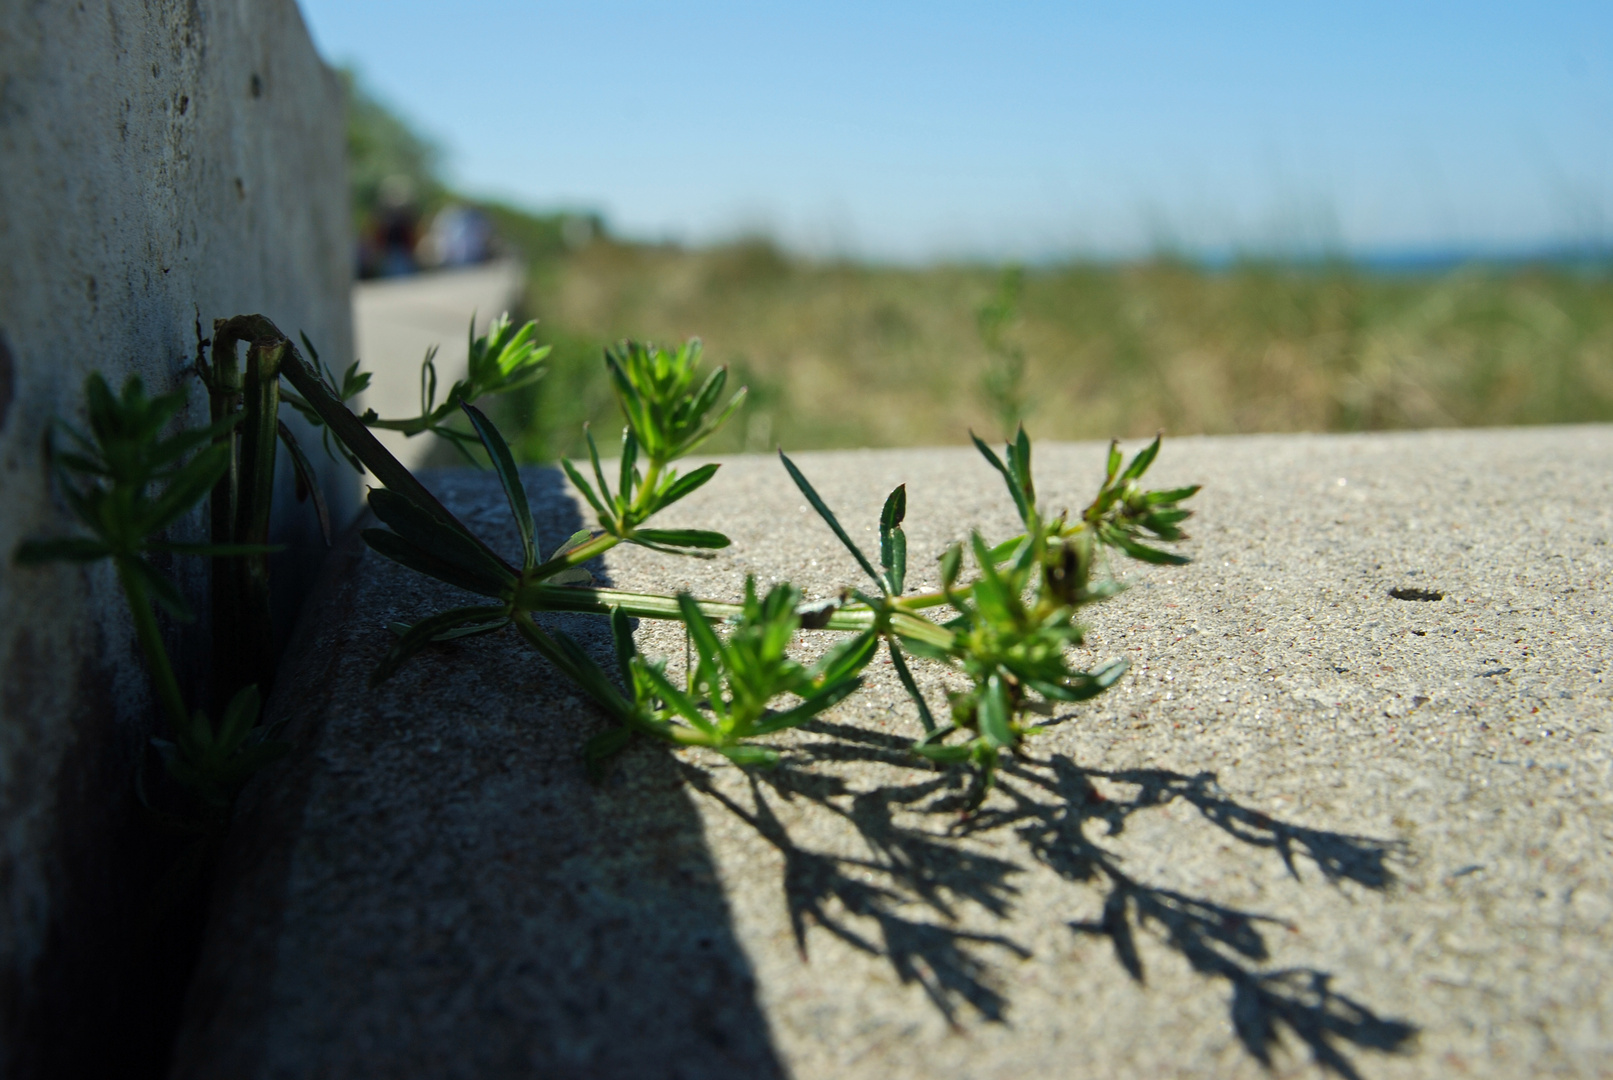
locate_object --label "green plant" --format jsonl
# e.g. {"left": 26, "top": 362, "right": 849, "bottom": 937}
{"left": 261, "top": 314, "right": 1198, "bottom": 796}
{"left": 14, "top": 373, "right": 287, "bottom": 817}
{"left": 978, "top": 265, "right": 1031, "bottom": 437}
{"left": 19, "top": 308, "right": 1197, "bottom": 825}
{"left": 283, "top": 312, "right": 550, "bottom": 464}
{"left": 559, "top": 338, "right": 744, "bottom": 549}
{"left": 772, "top": 428, "right": 1196, "bottom": 795}
{"left": 562, "top": 586, "right": 877, "bottom": 774}
{"left": 16, "top": 313, "right": 553, "bottom": 824}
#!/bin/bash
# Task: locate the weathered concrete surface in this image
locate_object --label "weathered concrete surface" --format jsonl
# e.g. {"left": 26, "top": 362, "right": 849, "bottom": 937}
{"left": 177, "top": 427, "right": 1612, "bottom": 1078}
{"left": 0, "top": 2, "right": 352, "bottom": 1073}
{"left": 352, "top": 259, "right": 526, "bottom": 468}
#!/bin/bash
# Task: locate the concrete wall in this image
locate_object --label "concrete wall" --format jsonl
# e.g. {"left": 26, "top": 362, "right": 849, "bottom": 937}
{"left": 0, "top": 2, "right": 354, "bottom": 1074}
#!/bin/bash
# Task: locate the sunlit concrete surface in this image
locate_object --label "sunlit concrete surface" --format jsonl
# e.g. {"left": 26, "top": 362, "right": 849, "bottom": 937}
{"left": 174, "top": 426, "right": 1613, "bottom": 1079}
{"left": 351, "top": 259, "right": 525, "bottom": 468}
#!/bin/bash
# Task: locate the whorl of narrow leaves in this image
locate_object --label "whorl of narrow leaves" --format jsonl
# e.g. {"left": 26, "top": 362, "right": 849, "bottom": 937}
{"left": 577, "top": 578, "right": 879, "bottom": 771}
{"left": 13, "top": 373, "right": 280, "bottom": 613}
{"left": 785, "top": 425, "right": 1198, "bottom": 798}
{"left": 13, "top": 371, "right": 289, "bottom": 813}
{"left": 23, "top": 314, "right": 1200, "bottom": 810}
{"left": 559, "top": 339, "right": 739, "bottom": 555}
{"left": 605, "top": 338, "right": 746, "bottom": 462}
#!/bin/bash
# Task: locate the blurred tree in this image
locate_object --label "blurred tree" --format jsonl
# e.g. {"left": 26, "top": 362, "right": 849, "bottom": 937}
{"left": 339, "top": 67, "right": 446, "bottom": 230}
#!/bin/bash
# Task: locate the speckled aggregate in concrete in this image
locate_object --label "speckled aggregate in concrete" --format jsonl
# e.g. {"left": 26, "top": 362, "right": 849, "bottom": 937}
{"left": 173, "top": 427, "right": 1613, "bottom": 1079}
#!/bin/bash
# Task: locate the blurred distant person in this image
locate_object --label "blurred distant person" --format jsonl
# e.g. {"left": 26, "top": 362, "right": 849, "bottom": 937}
{"left": 371, "top": 174, "right": 421, "bottom": 277}
{"left": 419, "top": 204, "right": 494, "bottom": 268}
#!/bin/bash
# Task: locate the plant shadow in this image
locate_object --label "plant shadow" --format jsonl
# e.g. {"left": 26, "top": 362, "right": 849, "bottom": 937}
{"left": 678, "top": 718, "right": 1416, "bottom": 1078}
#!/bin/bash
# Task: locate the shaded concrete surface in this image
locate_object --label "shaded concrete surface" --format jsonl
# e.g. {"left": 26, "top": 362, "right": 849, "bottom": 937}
{"left": 171, "top": 470, "right": 783, "bottom": 1080}
{"left": 352, "top": 260, "right": 526, "bottom": 468}
{"left": 177, "top": 427, "right": 1612, "bottom": 1078}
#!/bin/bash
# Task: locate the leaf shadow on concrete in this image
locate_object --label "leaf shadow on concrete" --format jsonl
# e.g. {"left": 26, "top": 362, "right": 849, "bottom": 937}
{"left": 679, "top": 718, "right": 1417, "bottom": 1079}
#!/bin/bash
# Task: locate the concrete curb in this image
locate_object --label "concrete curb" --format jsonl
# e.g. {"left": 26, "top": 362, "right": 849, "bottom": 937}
{"left": 175, "top": 427, "right": 1613, "bottom": 1078}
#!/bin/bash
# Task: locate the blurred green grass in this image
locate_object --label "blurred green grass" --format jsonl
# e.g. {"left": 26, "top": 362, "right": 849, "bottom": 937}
{"left": 339, "top": 75, "right": 1611, "bottom": 457}
{"left": 486, "top": 237, "right": 1613, "bottom": 461}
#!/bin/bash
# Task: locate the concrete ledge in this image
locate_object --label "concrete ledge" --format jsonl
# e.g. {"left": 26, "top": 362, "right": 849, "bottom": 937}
{"left": 175, "top": 428, "right": 1613, "bottom": 1078}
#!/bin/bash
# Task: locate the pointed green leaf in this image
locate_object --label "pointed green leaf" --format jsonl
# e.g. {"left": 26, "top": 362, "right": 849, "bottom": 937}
{"left": 560, "top": 457, "right": 611, "bottom": 520}
{"left": 879, "top": 484, "right": 907, "bottom": 532}
{"left": 914, "top": 741, "right": 974, "bottom": 763}
{"left": 879, "top": 484, "right": 907, "bottom": 593}
{"left": 368, "top": 488, "right": 516, "bottom": 588}
{"left": 638, "top": 659, "right": 717, "bottom": 736}
{"left": 13, "top": 538, "right": 112, "bottom": 564}
{"left": 985, "top": 534, "right": 1026, "bottom": 564}
{"left": 298, "top": 330, "right": 322, "bottom": 369}
{"left": 393, "top": 617, "right": 510, "bottom": 643}
{"left": 656, "top": 462, "right": 721, "bottom": 508}
{"left": 715, "top": 745, "right": 779, "bottom": 768}
{"left": 888, "top": 638, "right": 936, "bottom": 732}
{"left": 685, "top": 366, "right": 728, "bottom": 429}
{"left": 584, "top": 425, "right": 615, "bottom": 517}
{"left": 1008, "top": 425, "right": 1035, "bottom": 507}
{"left": 978, "top": 674, "right": 1014, "bottom": 748}
{"left": 971, "top": 431, "right": 1030, "bottom": 521}
{"left": 676, "top": 592, "right": 727, "bottom": 676}
{"left": 370, "top": 604, "right": 513, "bottom": 686}
{"left": 750, "top": 676, "right": 863, "bottom": 735}
{"left": 1143, "top": 484, "right": 1200, "bottom": 506}
{"left": 1051, "top": 657, "right": 1130, "bottom": 701}
{"left": 542, "top": 528, "right": 597, "bottom": 585}
{"left": 1120, "top": 434, "right": 1162, "bottom": 482}
{"left": 547, "top": 628, "right": 636, "bottom": 716}
{"left": 778, "top": 450, "right": 882, "bottom": 588}
{"left": 610, "top": 606, "right": 637, "bottom": 686}
{"left": 885, "top": 528, "right": 906, "bottom": 595}
{"left": 278, "top": 419, "right": 332, "bottom": 546}
{"left": 681, "top": 387, "right": 746, "bottom": 456}
{"left": 808, "top": 629, "right": 878, "bottom": 687}
{"left": 632, "top": 528, "right": 731, "bottom": 550}
{"left": 139, "top": 442, "right": 232, "bottom": 534}
{"left": 462, "top": 402, "right": 535, "bottom": 569}
{"left": 361, "top": 529, "right": 512, "bottom": 598}
{"left": 938, "top": 542, "right": 963, "bottom": 589}
{"left": 618, "top": 427, "right": 638, "bottom": 509}
{"left": 584, "top": 726, "right": 634, "bottom": 781}
{"left": 1109, "top": 532, "right": 1190, "bottom": 566}
{"left": 216, "top": 684, "right": 263, "bottom": 753}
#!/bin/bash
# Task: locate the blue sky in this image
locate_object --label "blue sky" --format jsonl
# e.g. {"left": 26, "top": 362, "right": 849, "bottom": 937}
{"left": 300, "top": 1, "right": 1611, "bottom": 261}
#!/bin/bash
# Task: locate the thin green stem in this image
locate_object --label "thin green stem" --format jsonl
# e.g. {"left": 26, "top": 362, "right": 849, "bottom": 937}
{"left": 116, "top": 558, "right": 189, "bottom": 731}
{"left": 629, "top": 457, "right": 665, "bottom": 519}
{"left": 892, "top": 589, "right": 951, "bottom": 611}
{"left": 516, "top": 585, "right": 955, "bottom": 648}
{"left": 527, "top": 531, "right": 620, "bottom": 582}
{"left": 364, "top": 416, "right": 433, "bottom": 435}
{"left": 516, "top": 584, "right": 742, "bottom": 622}
{"left": 223, "top": 337, "right": 284, "bottom": 702}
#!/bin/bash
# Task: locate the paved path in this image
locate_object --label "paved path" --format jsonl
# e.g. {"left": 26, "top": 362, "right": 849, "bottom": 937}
{"left": 351, "top": 259, "right": 525, "bottom": 468}
{"left": 173, "top": 427, "right": 1613, "bottom": 1079}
